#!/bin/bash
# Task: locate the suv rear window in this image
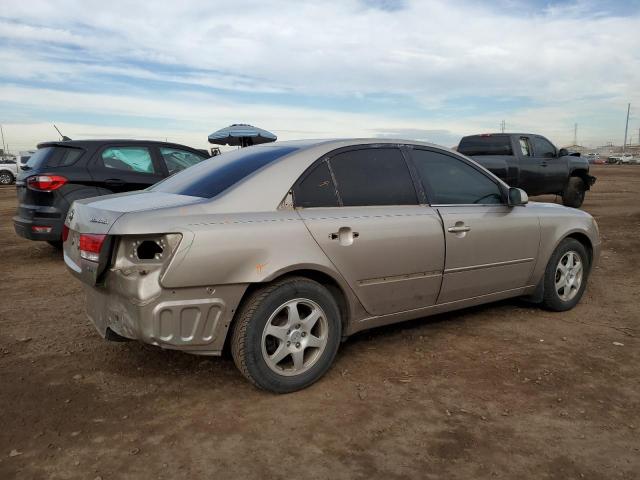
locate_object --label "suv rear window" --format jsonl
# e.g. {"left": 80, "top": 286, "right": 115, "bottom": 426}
{"left": 23, "top": 146, "right": 84, "bottom": 170}
{"left": 457, "top": 136, "right": 513, "bottom": 156}
{"left": 24, "top": 147, "right": 55, "bottom": 170}
{"left": 151, "top": 145, "right": 299, "bottom": 198}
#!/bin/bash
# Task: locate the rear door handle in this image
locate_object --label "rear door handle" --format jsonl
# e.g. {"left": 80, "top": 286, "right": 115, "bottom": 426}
{"left": 105, "top": 179, "right": 125, "bottom": 187}
{"left": 329, "top": 227, "right": 359, "bottom": 245}
{"left": 447, "top": 225, "right": 471, "bottom": 233}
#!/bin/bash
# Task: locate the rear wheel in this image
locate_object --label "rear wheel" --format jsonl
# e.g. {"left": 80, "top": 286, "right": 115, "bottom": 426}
{"left": 562, "top": 177, "right": 586, "bottom": 208}
{"left": 541, "top": 238, "right": 590, "bottom": 311}
{"left": 230, "top": 277, "right": 342, "bottom": 393}
{"left": 47, "top": 240, "right": 63, "bottom": 250}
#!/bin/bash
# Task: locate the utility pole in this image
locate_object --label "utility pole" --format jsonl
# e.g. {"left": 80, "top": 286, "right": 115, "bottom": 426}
{"left": 623, "top": 103, "right": 630, "bottom": 153}
{"left": 0, "top": 124, "right": 6, "bottom": 155}
{"left": 500, "top": 120, "right": 506, "bottom": 133}
{"left": 574, "top": 123, "right": 578, "bottom": 145}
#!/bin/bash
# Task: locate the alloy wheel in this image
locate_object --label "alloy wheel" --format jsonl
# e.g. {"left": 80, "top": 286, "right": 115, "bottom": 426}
{"left": 555, "top": 250, "right": 583, "bottom": 301}
{"left": 261, "top": 298, "right": 328, "bottom": 376}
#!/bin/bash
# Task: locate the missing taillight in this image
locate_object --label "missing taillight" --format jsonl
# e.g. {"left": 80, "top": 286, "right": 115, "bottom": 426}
{"left": 136, "top": 240, "right": 164, "bottom": 260}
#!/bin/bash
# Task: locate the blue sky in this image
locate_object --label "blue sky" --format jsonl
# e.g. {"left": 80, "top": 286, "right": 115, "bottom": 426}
{"left": 1, "top": 0, "right": 639, "bottom": 150}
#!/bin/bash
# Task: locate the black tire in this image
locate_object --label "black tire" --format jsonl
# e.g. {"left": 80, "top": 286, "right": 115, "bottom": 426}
{"left": 47, "top": 240, "right": 63, "bottom": 250}
{"left": 562, "top": 177, "right": 586, "bottom": 208}
{"left": 541, "top": 238, "right": 590, "bottom": 312}
{"left": 230, "top": 277, "right": 342, "bottom": 393}
{"left": 0, "top": 171, "right": 14, "bottom": 185}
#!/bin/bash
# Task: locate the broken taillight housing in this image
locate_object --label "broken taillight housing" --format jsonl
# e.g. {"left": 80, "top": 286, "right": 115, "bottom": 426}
{"left": 79, "top": 233, "right": 107, "bottom": 262}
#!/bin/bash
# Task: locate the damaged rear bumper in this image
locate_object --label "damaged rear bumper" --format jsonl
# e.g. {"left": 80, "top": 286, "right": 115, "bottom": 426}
{"left": 84, "top": 277, "right": 247, "bottom": 355}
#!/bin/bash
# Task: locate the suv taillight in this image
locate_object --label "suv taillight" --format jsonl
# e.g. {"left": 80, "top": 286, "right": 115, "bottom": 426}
{"left": 79, "top": 234, "right": 106, "bottom": 262}
{"left": 27, "top": 175, "right": 68, "bottom": 191}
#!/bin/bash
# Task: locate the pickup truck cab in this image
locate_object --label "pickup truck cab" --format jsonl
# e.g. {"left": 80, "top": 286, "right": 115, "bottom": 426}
{"left": 457, "top": 133, "right": 595, "bottom": 208}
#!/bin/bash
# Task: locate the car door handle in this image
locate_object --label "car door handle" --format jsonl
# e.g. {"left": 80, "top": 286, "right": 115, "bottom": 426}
{"left": 329, "top": 227, "right": 359, "bottom": 245}
{"left": 447, "top": 225, "right": 471, "bottom": 233}
{"left": 329, "top": 231, "right": 360, "bottom": 239}
{"left": 105, "top": 179, "right": 125, "bottom": 187}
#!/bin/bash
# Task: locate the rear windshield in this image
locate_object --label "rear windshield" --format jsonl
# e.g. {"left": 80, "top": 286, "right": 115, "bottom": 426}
{"left": 23, "top": 146, "right": 84, "bottom": 170}
{"left": 458, "top": 136, "right": 513, "bottom": 156}
{"left": 24, "top": 147, "right": 54, "bottom": 169}
{"left": 150, "top": 145, "right": 299, "bottom": 198}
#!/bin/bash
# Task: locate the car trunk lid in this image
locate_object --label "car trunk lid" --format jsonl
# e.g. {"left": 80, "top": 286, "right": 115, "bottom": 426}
{"left": 64, "top": 191, "right": 202, "bottom": 285}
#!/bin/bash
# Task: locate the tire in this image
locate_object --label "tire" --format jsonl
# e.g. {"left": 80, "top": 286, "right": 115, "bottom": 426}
{"left": 0, "top": 171, "right": 14, "bottom": 185}
{"left": 230, "top": 277, "right": 342, "bottom": 393}
{"left": 47, "top": 240, "right": 63, "bottom": 250}
{"left": 541, "top": 238, "right": 590, "bottom": 312}
{"left": 562, "top": 177, "right": 586, "bottom": 208}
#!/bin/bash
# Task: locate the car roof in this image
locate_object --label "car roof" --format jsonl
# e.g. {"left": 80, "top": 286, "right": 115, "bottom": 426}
{"left": 36, "top": 139, "right": 204, "bottom": 151}
{"left": 194, "top": 138, "right": 465, "bottom": 213}
{"left": 252, "top": 137, "right": 449, "bottom": 151}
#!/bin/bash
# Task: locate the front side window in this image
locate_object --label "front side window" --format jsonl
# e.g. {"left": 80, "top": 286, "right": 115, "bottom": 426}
{"left": 532, "top": 137, "right": 556, "bottom": 158}
{"left": 519, "top": 137, "right": 531, "bottom": 157}
{"left": 293, "top": 161, "right": 339, "bottom": 208}
{"left": 101, "top": 147, "right": 156, "bottom": 174}
{"left": 328, "top": 148, "right": 417, "bottom": 206}
{"left": 160, "top": 147, "right": 206, "bottom": 175}
{"left": 411, "top": 149, "right": 504, "bottom": 205}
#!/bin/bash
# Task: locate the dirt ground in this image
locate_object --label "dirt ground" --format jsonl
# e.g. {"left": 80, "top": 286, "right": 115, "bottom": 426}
{"left": 0, "top": 165, "right": 638, "bottom": 479}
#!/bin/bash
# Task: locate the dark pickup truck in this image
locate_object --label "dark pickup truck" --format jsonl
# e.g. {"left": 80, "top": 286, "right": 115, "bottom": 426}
{"left": 457, "top": 133, "right": 596, "bottom": 208}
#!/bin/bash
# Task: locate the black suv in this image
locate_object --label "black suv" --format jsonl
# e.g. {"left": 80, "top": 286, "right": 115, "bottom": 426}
{"left": 14, "top": 139, "right": 210, "bottom": 247}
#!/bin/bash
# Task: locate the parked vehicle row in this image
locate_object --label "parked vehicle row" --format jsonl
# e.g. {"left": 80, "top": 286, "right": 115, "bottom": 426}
{"left": 63, "top": 139, "right": 600, "bottom": 393}
{"left": 457, "top": 133, "right": 596, "bottom": 208}
{"left": 12, "top": 140, "right": 209, "bottom": 247}
{"left": 607, "top": 153, "right": 638, "bottom": 165}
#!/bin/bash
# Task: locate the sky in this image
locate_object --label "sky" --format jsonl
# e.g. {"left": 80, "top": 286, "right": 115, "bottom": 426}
{"left": 1, "top": 0, "right": 639, "bottom": 152}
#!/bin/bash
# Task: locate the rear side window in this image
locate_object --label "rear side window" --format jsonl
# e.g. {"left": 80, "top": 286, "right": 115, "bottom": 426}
{"left": 46, "top": 148, "right": 84, "bottom": 168}
{"left": 101, "top": 147, "right": 157, "bottom": 174}
{"left": 411, "top": 149, "right": 504, "bottom": 205}
{"left": 458, "top": 136, "right": 513, "bottom": 156}
{"left": 293, "top": 161, "right": 339, "bottom": 207}
{"left": 329, "top": 148, "right": 417, "bottom": 206}
{"left": 519, "top": 138, "right": 531, "bottom": 157}
{"left": 151, "top": 145, "right": 299, "bottom": 198}
{"left": 160, "top": 147, "right": 206, "bottom": 175}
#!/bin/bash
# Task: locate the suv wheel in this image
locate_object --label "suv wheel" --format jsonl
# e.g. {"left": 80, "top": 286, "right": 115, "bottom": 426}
{"left": 0, "top": 171, "right": 14, "bottom": 185}
{"left": 541, "top": 238, "right": 590, "bottom": 311}
{"left": 562, "top": 177, "right": 586, "bottom": 208}
{"left": 231, "top": 277, "right": 342, "bottom": 393}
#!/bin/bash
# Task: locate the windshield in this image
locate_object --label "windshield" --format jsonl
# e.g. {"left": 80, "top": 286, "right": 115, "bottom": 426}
{"left": 150, "top": 145, "right": 299, "bottom": 198}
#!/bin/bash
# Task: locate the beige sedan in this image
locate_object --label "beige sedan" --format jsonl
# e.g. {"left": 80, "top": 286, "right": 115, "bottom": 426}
{"left": 63, "top": 139, "right": 600, "bottom": 392}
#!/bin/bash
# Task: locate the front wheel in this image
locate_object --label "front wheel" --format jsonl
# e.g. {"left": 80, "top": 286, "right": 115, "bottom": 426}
{"left": 0, "top": 172, "right": 14, "bottom": 185}
{"left": 562, "top": 177, "right": 586, "bottom": 208}
{"left": 230, "top": 277, "right": 342, "bottom": 393}
{"left": 541, "top": 238, "right": 590, "bottom": 311}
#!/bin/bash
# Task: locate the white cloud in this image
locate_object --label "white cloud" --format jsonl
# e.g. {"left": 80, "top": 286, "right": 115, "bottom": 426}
{"left": 0, "top": 0, "right": 639, "bottom": 147}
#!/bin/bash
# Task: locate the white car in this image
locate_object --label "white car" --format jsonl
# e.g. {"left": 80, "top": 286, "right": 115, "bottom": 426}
{"left": 618, "top": 153, "right": 636, "bottom": 165}
{"left": 0, "top": 158, "right": 18, "bottom": 185}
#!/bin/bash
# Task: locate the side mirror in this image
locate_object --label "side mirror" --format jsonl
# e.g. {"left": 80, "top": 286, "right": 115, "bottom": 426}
{"left": 508, "top": 187, "right": 528, "bottom": 206}
{"left": 557, "top": 148, "right": 569, "bottom": 157}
